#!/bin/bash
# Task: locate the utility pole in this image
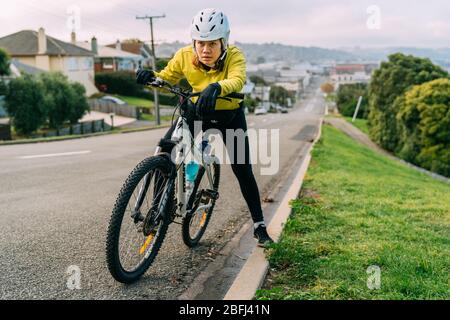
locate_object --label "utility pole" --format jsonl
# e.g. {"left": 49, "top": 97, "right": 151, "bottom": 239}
{"left": 352, "top": 96, "right": 363, "bottom": 122}
{"left": 136, "top": 14, "right": 166, "bottom": 125}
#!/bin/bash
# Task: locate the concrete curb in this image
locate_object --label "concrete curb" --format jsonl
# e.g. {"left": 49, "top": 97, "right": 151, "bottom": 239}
{"left": 223, "top": 119, "right": 323, "bottom": 300}
{"left": 0, "top": 124, "right": 171, "bottom": 146}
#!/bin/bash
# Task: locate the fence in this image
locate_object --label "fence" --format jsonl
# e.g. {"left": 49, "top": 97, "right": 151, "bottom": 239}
{"left": 30, "top": 119, "right": 109, "bottom": 139}
{"left": 88, "top": 99, "right": 141, "bottom": 119}
{"left": 0, "top": 119, "right": 11, "bottom": 141}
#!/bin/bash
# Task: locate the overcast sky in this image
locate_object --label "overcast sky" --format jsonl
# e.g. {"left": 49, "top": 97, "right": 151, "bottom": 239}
{"left": 1, "top": 0, "right": 449, "bottom": 48}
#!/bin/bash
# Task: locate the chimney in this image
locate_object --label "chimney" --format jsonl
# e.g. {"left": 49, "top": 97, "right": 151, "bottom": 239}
{"left": 91, "top": 36, "right": 98, "bottom": 55}
{"left": 71, "top": 31, "right": 76, "bottom": 44}
{"left": 38, "top": 27, "right": 47, "bottom": 54}
{"left": 115, "top": 39, "right": 121, "bottom": 51}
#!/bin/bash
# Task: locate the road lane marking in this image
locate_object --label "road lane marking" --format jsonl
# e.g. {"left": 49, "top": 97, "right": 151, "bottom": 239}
{"left": 18, "top": 150, "right": 92, "bottom": 159}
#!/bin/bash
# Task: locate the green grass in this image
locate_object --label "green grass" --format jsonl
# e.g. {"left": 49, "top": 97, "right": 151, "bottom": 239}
{"left": 115, "top": 95, "right": 154, "bottom": 108}
{"left": 256, "top": 125, "right": 450, "bottom": 300}
{"left": 344, "top": 117, "right": 369, "bottom": 134}
{"left": 139, "top": 113, "right": 174, "bottom": 122}
{"left": 114, "top": 95, "right": 175, "bottom": 122}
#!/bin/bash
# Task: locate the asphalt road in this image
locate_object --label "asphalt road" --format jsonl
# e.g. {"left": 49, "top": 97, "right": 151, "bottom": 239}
{"left": 0, "top": 79, "right": 325, "bottom": 299}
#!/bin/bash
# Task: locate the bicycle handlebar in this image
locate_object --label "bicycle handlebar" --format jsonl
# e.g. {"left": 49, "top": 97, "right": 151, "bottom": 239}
{"left": 189, "top": 91, "right": 245, "bottom": 100}
{"left": 147, "top": 79, "right": 245, "bottom": 101}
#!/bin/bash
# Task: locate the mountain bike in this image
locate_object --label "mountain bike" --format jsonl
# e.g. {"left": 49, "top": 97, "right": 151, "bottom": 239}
{"left": 105, "top": 79, "right": 244, "bottom": 283}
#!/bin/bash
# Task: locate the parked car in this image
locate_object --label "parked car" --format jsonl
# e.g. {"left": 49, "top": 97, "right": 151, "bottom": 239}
{"left": 254, "top": 107, "right": 268, "bottom": 115}
{"left": 100, "top": 96, "right": 127, "bottom": 105}
{"left": 276, "top": 106, "right": 289, "bottom": 113}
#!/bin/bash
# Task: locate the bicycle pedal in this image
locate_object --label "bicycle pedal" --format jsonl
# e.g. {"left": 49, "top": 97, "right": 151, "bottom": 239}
{"left": 203, "top": 189, "right": 219, "bottom": 200}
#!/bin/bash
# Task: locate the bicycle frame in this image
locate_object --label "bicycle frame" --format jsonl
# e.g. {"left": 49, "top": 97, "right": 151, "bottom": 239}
{"left": 134, "top": 110, "right": 216, "bottom": 224}
{"left": 133, "top": 79, "right": 243, "bottom": 224}
{"left": 169, "top": 116, "right": 216, "bottom": 219}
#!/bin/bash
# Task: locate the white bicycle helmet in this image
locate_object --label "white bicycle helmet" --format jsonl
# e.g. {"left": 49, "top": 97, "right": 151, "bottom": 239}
{"left": 190, "top": 8, "right": 230, "bottom": 55}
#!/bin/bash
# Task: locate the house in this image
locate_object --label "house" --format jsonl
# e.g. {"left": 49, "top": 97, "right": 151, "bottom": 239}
{"left": 241, "top": 79, "right": 255, "bottom": 95}
{"left": 0, "top": 28, "right": 98, "bottom": 96}
{"left": 106, "top": 40, "right": 153, "bottom": 67}
{"left": 74, "top": 36, "right": 144, "bottom": 73}
{"left": 330, "top": 63, "right": 378, "bottom": 87}
{"left": 251, "top": 86, "right": 271, "bottom": 110}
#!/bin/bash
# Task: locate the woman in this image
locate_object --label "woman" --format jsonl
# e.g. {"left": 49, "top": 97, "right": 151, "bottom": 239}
{"left": 136, "top": 8, "right": 273, "bottom": 247}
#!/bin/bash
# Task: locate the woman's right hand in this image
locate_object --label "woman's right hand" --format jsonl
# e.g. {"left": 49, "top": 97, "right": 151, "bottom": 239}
{"left": 136, "top": 69, "right": 156, "bottom": 85}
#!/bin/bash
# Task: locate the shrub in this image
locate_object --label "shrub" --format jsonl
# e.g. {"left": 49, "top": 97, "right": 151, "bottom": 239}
{"left": 0, "top": 48, "right": 10, "bottom": 76}
{"left": 367, "top": 53, "right": 448, "bottom": 152}
{"left": 336, "top": 83, "right": 369, "bottom": 118}
{"left": 39, "top": 72, "right": 90, "bottom": 128}
{"left": 396, "top": 78, "right": 450, "bottom": 177}
{"left": 95, "top": 71, "right": 141, "bottom": 96}
{"left": 5, "top": 74, "right": 47, "bottom": 135}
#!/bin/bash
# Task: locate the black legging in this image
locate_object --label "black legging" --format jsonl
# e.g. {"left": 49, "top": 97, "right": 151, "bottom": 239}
{"left": 160, "top": 107, "right": 264, "bottom": 223}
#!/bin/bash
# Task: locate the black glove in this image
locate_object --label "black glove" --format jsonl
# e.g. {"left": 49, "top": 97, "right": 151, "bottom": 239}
{"left": 196, "top": 83, "right": 221, "bottom": 118}
{"left": 136, "top": 68, "right": 155, "bottom": 85}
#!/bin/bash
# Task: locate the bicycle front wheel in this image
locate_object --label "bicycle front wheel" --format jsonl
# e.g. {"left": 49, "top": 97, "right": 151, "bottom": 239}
{"left": 106, "top": 156, "right": 175, "bottom": 284}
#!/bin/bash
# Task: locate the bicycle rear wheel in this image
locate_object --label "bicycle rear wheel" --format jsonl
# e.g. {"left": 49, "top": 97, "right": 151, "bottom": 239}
{"left": 182, "top": 161, "right": 220, "bottom": 247}
{"left": 106, "top": 156, "right": 175, "bottom": 283}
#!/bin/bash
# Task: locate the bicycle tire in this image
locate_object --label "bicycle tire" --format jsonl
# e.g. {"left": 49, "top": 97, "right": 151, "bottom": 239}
{"left": 106, "top": 155, "right": 175, "bottom": 284}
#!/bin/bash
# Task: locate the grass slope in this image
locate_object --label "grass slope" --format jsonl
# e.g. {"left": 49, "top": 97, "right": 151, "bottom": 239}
{"left": 257, "top": 125, "right": 449, "bottom": 300}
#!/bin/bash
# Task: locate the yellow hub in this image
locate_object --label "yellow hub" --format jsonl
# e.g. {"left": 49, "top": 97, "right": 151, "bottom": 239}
{"left": 139, "top": 232, "right": 156, "bottom": 255}
{"left": 200, "top": 211, "right": 207, "bottom": 227}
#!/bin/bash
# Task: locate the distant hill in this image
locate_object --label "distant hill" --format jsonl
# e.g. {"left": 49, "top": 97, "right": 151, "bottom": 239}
{"left": 156, "top": 41, "right": 355, "bottom": 63}
{"left": 340, "top": 47, "right": 450, "bottom": 70}
{"left": 234, "top": 42, "right": 355, "bottom": 63}
{"left": 155, "top": 42, "right": 450, "bottom": 70}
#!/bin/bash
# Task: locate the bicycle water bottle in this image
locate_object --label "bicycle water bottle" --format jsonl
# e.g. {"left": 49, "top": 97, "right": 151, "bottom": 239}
{"left": 186, "top": 161, "right": 200, "bottom": 183}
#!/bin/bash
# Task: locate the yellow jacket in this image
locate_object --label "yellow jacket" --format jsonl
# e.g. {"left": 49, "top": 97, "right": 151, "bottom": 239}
{"left": 154, "top": 45, "right": 246, "bottom": 111}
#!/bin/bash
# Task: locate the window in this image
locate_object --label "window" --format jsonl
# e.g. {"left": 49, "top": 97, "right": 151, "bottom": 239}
{"left": 82, "top": 57, "right": 93, "bottom": 70}
{"left": 67, "top": 57, "right": 78, "bottom": 71}
{"left": 102, "top": 58, "right": 114, "bottom": 70}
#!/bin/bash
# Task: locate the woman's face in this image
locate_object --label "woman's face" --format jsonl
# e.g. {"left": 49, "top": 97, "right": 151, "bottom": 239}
{"left": 195, "top": 40, "right": 222, "bottom": 67}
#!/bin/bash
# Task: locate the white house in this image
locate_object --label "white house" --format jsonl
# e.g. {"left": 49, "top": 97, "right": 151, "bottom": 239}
{"left": 0, "top": 28, "right": 98, "bottom": 96}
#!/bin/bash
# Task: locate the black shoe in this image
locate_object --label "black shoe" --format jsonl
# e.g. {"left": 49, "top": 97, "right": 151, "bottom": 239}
{"left": 253, "top": 224, "right": 274, "bottom": 248}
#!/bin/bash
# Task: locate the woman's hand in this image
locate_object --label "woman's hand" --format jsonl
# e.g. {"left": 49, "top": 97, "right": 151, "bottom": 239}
{"left": 136, "top": 69, "right": 156, "bottom": 85}
{"left": 196, "top": 83, "right": 221, "bottom": 117}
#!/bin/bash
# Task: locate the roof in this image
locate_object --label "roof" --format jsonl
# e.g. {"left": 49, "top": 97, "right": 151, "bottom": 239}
{"left": 0, "top": 30, "right": 94, "bottom": 57}
{"left": 10, "top": 59, "right": 46, "bottom": 75}
{"left": 106, "top": 42, "right": 153, "bottom": 58}
{"left": 334, "top": 64, "right": 366, "bottom": 74}
{"left": 76, "top": 42, "right": 142, "bottom": 59}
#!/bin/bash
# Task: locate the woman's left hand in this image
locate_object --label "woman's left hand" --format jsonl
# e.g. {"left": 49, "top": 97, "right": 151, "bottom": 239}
{"left": 197, "top": 83, "right": 221, "bottom": 117}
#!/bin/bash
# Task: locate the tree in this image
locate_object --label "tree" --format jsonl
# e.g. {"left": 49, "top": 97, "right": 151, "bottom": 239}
{"left": 244, "top": 96, "right": 258, "bottom": 113}
{"left": 270, "top": 85, "right": 293, "bottom": 106}
{"left": 336, "top": 83, "right": 369, "bottom": 118}
{"left": 367, "top": 53, "right": 449, "bottom": 152}
{"left": 0, "top": 48, "right": 10, "bottom": 77}
{"left": 320, "top": 82, "right": 335, "bottom": 95}
{"left": 68, "top": 82, "right": 90, "bottom": 124}
{"left": 5, "top": 74, "right": 47, "bottom": 135}
{"left": 39, "top": 72, "right": 73, "bottom": 129}
{"left": 39, "top": 72, "right": 90, "bottom": 129}
{"left": 396, "top": 78, "right": 450, "bottom": 177}
{"left": 250, "top": 75, "right": 267, "bottom": 86}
